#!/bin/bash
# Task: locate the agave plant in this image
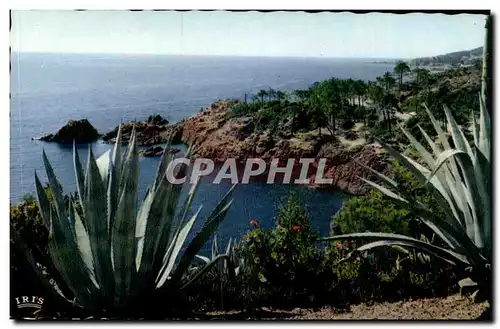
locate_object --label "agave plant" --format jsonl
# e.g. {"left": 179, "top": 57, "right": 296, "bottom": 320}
{"left": 194, "top": 235, "right": 244, "bottom": 278}
{"left": 11, "top": 125, "right": 236, "bottom": 317}
{"left": 322, "top": 73, "right": 491, "bottom": 298}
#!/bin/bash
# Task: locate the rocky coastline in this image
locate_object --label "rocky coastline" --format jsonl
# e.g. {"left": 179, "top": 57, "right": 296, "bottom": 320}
{"left": 173, "top": 100, "right": 392, "bottom": 195}
{"left": 35, "top": 103, "right": 391, "bottom": 195}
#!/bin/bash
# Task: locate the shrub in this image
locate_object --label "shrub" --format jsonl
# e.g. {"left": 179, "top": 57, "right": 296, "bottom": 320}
{"left": 237, "top": 194, "right": 329, "bottom": 308}
{"left": 10, "top": 196, "right": 49, "bottom": 316}
{"left": 326, "top": 161, "right": 455, "bottom": 302}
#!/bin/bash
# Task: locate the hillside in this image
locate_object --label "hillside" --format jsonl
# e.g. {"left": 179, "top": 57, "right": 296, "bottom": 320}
{"left": 411, "top": 46, "right": 483, "bottom": 67}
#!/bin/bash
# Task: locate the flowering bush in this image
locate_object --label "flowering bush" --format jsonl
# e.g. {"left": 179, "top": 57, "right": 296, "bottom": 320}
{"left": 238, "top": 194, "right": 329, "bottom": 307}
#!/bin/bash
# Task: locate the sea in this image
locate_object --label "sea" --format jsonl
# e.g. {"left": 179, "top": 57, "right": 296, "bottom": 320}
{"left": 10, "top": 52, "right": 394, "bottom": 250}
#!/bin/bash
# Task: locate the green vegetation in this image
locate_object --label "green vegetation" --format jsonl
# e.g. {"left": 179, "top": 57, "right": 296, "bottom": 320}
{"left": 11, "top": 126, "right": 236, "bottom": 318}
{"left": 10, "top": 19, "right": 491, "bottom": 319}
{"left": 323, "top": 28, "right": 492, "bottom": 304}
{"left": 185, "top": 193, "right": 457, "bottom": 311}
{"left": 228, "top": 54, "right": 480, "bottom": 150}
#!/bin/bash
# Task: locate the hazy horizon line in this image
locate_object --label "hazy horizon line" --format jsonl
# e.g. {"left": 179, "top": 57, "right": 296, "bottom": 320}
{"left": 10, "top": 42, "right": 483, "bottom": 61}
{"left": 9, "top": 50, "right": 401, "bottom": 60}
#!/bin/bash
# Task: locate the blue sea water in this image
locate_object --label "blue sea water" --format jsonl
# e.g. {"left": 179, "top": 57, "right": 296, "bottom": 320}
{"left": 10, "top": 52, "right": 394, "bottom": 248}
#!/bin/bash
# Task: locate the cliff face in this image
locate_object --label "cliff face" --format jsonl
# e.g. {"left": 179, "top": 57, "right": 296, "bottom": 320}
{"left": 176, "top": 100, "right": 393, "bottom": 195}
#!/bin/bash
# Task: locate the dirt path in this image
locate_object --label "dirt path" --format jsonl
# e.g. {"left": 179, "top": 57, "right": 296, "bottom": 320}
{"left": 205, "top": 294, "right": 489, "bottom": 320}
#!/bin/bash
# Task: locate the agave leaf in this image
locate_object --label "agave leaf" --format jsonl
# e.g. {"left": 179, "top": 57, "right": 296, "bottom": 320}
{"left": 96, "top": 150, "right": 111, "bottom": 188}
{"left": 179, "top": 254, "right": 232, "bottom": 290}
{"left": 153, "top": 135, "right": 174, "bottom": 190}
{"left": 423, "top": 104, "right": 451, "bottom": 150}
{"left": 150, "top": 177, "right": 197, "bottom": 279}
{"left": 426, "top": 149, "right": 467, "bottom": 184}
{"left": 136, "top": 173, "right": 180, "bottom": 287}
{"left": 148, "top": 156, "right": 192, "bottom": 275}
{"left": 34, "top": 171, "right": 51, "bottom": 230}
{"left": 420, "top": 218, "right": 460, "bottom": 251}
{"left": 399, "top": 124, "right": 435, "bottom": 168}
{"left": 359, "top": 178, "right": 408, "bottom": 203}
{"left": 153, "top": 180, "right": 201, "bottom": 277}
{"left": 225, "top": 237, "right": 233, "bottom": 256}
{"left": 357, "top": 240, "right": 456, "bottom": 266}
{"left": 107, "top": 160, "right": 118, "bottom": 244}
{"left": 73, "top": 142, "right": 85, "bottom": 206}
{"left": 320, "top": 232, "right": 470, "bottom": 266}
{"left": 84, "top": 146, "right": 114, "bottom": 301}
{"left": 134, "top": 186, "right": 154, "bottom": 270}
{"left": 42, "top": 150, "right": 69, "bottom": 232}
{"left": 107, "top": 126, "right": 123, "bottom": 238}
{"left": 443, "top": 105, "right": 472, "bottom": 156}
{"left": 47, "top": 206, "right": 98, "bottom": 310}
{"left": 473, "top": 145, "right": 491, "bottom": 253}
{"left": 212, "top": 235, "right": 219, "bottom": 259}
{"left": 176, "top": 179, "right": 201, "bottom": 236}
{"left": 423, "top": 104, "right": 463, "bottom": 181}
{"left": 112, "top": 123, "right": 123, "bottom": 177}
{"left": 195, "top": 255, "right": 211, "bottom": 264}
{"left": 72, "top": 201, "right": 95, "bottom": 278}
{"left": 417, "top": 124, "right": 441, "bottom": 157}
{"left": 353, "top": 159, "right": 398, "bottom": 188}
{"left": 414, "top": 202, "right": 485, "bottom": 268}
{"left": 156, "top": 206, "right": 201, "bottom": 288}
{"left": 448, "top": 151, "right": 483, "bottom": 247}
{"left": 402, "top": 124, "right": 463, "bottom": 224}
{"left": 375, "top": 137, "right": 460, "bottom": 225}
{"left": 112, "top": 128, "right": 139, "bottom": 306}
{"left": 170, "top": 185, "right": 235, "bottom": 285}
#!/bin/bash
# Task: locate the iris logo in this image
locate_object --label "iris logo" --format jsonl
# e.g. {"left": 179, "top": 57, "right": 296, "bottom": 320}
{"left": 15, "top": 296, "right": 44, "bottom": 311}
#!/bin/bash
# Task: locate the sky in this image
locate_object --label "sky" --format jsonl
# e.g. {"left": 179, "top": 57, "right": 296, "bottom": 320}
{"left": 10, "top": 10, "right": 486, "bottom": 58}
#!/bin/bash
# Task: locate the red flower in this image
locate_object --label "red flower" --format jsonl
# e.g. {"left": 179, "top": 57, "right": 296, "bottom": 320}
{"left": 336, "top": 242, "right": 342, "bottom": 249}
{"left": 293, "top": 225, "right": 301, "bottom": 232}
{"left": 250, "top": 219, "right": 260, "bottom": 228}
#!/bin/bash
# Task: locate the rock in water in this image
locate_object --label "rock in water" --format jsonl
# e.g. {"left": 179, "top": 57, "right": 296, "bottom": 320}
{"left": 102, "top": 114, "right": 179, "bottom": 146}
{"left": 147, "top": 114, "right": 169, "bottom": 125}
{"left": 140, "top": 146, "right": 164, "bottom": 157}
{"left": 39, "top": 119, "right": 100, "bottom": 143}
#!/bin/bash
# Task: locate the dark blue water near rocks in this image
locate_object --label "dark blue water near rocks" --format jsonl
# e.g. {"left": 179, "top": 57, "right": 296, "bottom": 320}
{"left": 10, "top": 52, "right": 393, "bottom": 250}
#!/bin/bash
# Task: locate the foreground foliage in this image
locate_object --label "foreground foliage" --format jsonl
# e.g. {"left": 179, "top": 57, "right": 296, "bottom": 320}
{"left": 186, "top": 194, "right": 458, "bottom": 311}
{"left": 323, "top": 76, "right": 491, "bottom": 301}
{"left": 11, "top": 125, "right": 236, "bottom": 318}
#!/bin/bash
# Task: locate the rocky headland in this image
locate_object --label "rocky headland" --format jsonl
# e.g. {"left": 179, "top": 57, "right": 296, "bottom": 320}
{"left": 172, "top": 100, "right": 392, "bottom": 195}
{"left": 35, "top": 105, "right": 392, "bottom": 194}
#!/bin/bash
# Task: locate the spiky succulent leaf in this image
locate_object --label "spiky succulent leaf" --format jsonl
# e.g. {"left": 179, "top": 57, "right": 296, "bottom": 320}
{"left": 73, "top": 142, "right": 86, "bottom": 207}
{"left": 156, "top": 206, "right": 201, "bottom": 288}
{"left": 170, "top": 184, "right": 236, "bottom": 285}
{"left": 84, "top": 146, "right": 114, "bottom": 302}
{"left": 20, "top": 117, "right": 236, "bottom": 315}
{"left": 112, "top": 128, "right": 139, "bottom": 306}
